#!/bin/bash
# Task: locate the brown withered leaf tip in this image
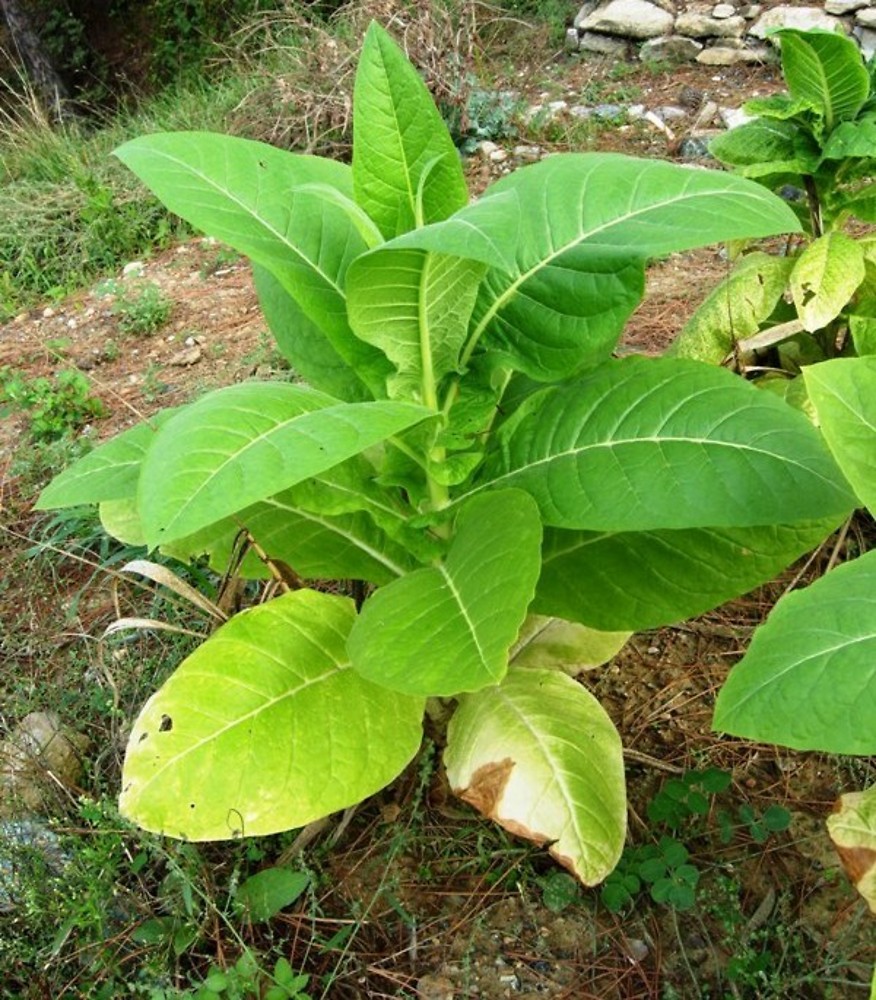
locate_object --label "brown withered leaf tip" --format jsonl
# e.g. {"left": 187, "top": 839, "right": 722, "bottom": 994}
{"left": 455, "top": 758, "right": 553, "bottom": 848}
{"left": 833, "top": 843, "right": 876, "bottom": 888}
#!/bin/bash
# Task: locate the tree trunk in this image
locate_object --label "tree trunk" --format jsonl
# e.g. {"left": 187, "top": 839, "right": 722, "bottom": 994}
{"left": 0, "top": 0, "right": 70, "bottom": 121}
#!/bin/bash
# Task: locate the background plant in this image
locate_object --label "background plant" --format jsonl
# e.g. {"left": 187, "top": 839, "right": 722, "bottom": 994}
{"left": 36, "top": 22, "right": 857, "bottom": 897}
{"left": 0, "top": 365, "right": 107, "bottom": 441}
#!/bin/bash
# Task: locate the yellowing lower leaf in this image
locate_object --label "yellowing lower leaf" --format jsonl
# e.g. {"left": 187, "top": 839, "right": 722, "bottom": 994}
{"left": 827, "top": 784, "right": 876, "bottom": 913}
{"left": 511, "top": 616, "right": 629, "bottom": 674}
{"left": 444, "top": 669, "right": 625, "bottom": 885}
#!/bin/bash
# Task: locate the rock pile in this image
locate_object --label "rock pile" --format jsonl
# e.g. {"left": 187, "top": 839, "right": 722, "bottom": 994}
{"left": 566, "top": 2, "right": 876, "bottom": 64}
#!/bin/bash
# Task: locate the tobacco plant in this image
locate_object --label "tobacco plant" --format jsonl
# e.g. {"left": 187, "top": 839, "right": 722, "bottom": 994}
{"left": 665, "top": 28, "right": 876, "bottom": 910}
{"left": 675, "top": 28, "right": 876, "bottom": 372}
{"left": 37, "top": 24, "right": 858, "bottom": 885}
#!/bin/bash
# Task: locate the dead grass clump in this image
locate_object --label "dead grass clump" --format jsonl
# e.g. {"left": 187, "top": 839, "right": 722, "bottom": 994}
{"left": 225, "top": 0, "right": 501, "bottom": 157}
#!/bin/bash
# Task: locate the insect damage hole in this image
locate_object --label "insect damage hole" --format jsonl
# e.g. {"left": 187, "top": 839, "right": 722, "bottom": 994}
{"left": 159, "top": 714, "right": 173, "bottom": 732}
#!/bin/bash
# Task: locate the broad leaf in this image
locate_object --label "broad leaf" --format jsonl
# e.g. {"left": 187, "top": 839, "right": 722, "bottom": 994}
{"left": 115, "top": 134, "right": 387, "bottom": 391}
{"left": 821, "top": 118, "right": 876, "bottom": 160}
{"left": 235, "top": 868, "right": 309, "bottom": 922}
{"left": 445, "top": 668, "right": 626, "bottom": 885}
{"left": 534, "top": 518, "right": 841, "bottom": 631}
{"left": 778, "top": 28, "right": 869, "bottom": 131}
{"left": 346, "top": 248, "right": 486, "bottom": 401}
{"left": 386, "top": 154, "right": 801, "bottom": 381}
{"left": 713, "top": 549, "right": 876, "bottom": 754}
{"left": 120, "top": 589, "right": 425, "bottom": 839}
{"left": 511, "top": 616, "right": 629, "bottom": 673}
{"left": 671, "top": 252, "right": 794, "bottom": 363}
{"left": 709, "top": 118, "right": 821, "bottom": 178}
{"left": 252, "top": 265, "right": 380, "bottom": 402}
{"left": 348, "top": 490, "right": 542, "bottom": 696}
{"left": 138, "top": 382, "right": 430, "bottom": 546}
{"left": 352, "top": 22, "right": 468, "bottom": 238}
{"left": 789, "top": 232, "right": 866, "bottom": 332}
{"left": 804, "top": 356, "right": 876, "bottom": 514}
{"left": 826, "top": 784, "right": 876, "bottom": 913}
{"left": 36, "top": 410, "right": 179, "bottom": 509}
{"left": 477, "top": 356, "right": 856, "bottom": 531}
{"left": 850, "top": 314, "right": 876, "bottom": 356}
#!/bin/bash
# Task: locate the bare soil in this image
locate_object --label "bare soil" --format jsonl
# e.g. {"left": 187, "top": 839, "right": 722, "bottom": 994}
{"left": 1, "top": 49, "right": 873, "bottom": 1000}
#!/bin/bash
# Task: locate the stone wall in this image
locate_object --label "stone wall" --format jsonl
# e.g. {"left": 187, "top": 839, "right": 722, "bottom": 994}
{"left": 566, "top": 2, "right": 876, "bottom": 65}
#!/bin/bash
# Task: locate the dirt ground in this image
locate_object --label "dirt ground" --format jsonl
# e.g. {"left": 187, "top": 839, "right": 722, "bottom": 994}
{"left": 1, "top": 46, "right": 874, "bottom": 1000}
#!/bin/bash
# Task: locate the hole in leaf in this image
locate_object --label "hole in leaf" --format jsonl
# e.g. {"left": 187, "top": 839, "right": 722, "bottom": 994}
{"left": 159, "top": 715, "right": 173, "bottom": 732}
{"left": 138, "top": 732, "right": 148, "bottom": 743}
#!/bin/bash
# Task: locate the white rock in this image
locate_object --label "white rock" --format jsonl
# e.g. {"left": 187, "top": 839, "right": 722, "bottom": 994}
{"left": 855, "top": 25, "right": 876, "bottom": 58}
{"left": 579, "top": 0, "right": 674, "bottom": 38}
{"left": 826, "top": 0, "right": 868, "bottom": 12}
{"left": 857, "top": 8, "right": 876, "bottom": 27}
{"left": 750, "top": 7, "right": 845, "bottom": 39}
{"left": 677, "top": 13, "right": 747, "bottom": 36}
{"left": 565, "top": 26, "right": 580, "bottom": 51}
{"left": 573, "top": 1, "right": 599, "bottom": 28}
{"left": 712, "top": 3, "right": 736, "bottom": 16}
{"left": 697, "top": 44, "right": 771, "bottom": 64}
{"left": 720, "top": 106, "right": 757, "bottom": 129}
{"left": 42, "top": 307, "right": 55, "bottom": 318}
{"left": 658, "top": 105, "right": 690, "bottom": 121}
{"left": 738, "top": 4, "right": 762, "bottom": 17}
{"left": 640, "top": 34, "right": 703, "bottom": 61}
{"left": 122, "top": 261, "right": 145, "bottom": 278}
{"left": 578, "top": 31, "right": 630, "bottom": 54}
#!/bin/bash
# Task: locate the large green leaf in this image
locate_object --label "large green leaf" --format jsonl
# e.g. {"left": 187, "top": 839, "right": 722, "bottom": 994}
{"left": 114, "top": 134, "right": 386, "bottom": 391}
{"left": 821, "top": 118, "right": 876, "bottom": 160}
{"left": 252, "top": 265, "right": 380, "bottom": 402}
{"left": 346, "top": 248, "right": 486, "bottom": 402}
{"left": 36, "top": 409, "right": 178, "bottom": 509}
{"left": 137, "top": 382, "right": 430, "bottom": 547}
{"left": 386, "top": 154, "right": 801, "bottom": 381}
{"left": 804, "top": 356, "right": 876, "bottom": 514}
{"left": 120, "top": 589, "right": 425, "bottom": 839}
{"left": 789, "top": 232, "right": 866, "bottom": 332}
{"left": 778, "top": 28, "right": 869, "bottom": 131}
{"left": 352, "top": 22, "right": 468, "bottom": 239}
{"left": 713, "top": 549, "right": 876, "bottom": 754}
{"left": 444, "top": 668, "right": 626, "bottom": 885}
{"left": 347, "top": 490, "right": 542, "bottom": 696}
{"left": 671, "top": 252, "right": 794, "bottom": 364}
{"left": 709, "top": 118, "right": 821, "bottom": 178}
{"left": 534, "top": 518, "right": 842, "bottom": 631}
{"left": 476, "top": 356, "right": 856, "bottom": 532}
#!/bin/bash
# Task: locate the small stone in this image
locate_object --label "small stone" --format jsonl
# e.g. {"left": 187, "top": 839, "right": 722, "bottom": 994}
{"left": 122, "top": 260, "right": 145, "bottom": 278}
{"left": 856, "top": 26, "right": 876, "bottom": 59}
{"left": 170, "top": 345, "right": 202, "bottom": 366}
{"left": 750, "top": 6, "right": 844, "bottom": 40}
{"left": 548, "top": 100, "right": 569, "bottom": 113}
{"left": 677, "top": 135, "right": 716, "bottom": 159}
{"left": 578, "top": 0, "right": 674, "bottom": 39}
{"left": 676, "top": 13, "right": 747, "bottom": 37}
{"left": 478, "top": 140, "right": 499, "bottom": 156}
{"left": 578, "top": 31, "right": 630, "bottom": 55}
{"left": 640, "top": 35, "right": 703, "bottom": 62}
{"left": 857, "top": 8, "right": 876, "bottom": 27}
{"left": 415, "top": 974, "right": 454, "bottom": 1000}
{"left": 490, "top": 148, "right": 509, "bottom": 163}
{"left": 513, "top": 145, "right": 542, "bottom": 163}
{"left": 572, "top": 1, "right": 599, "bottom": 29}
{"left": 626, "top": 938, "right": 649, "bottom": 962}
{"left": 565, "top": 26, "right": 580, "bottom": 51}
{"left": 720, "top": 106, "right": 756, "bottom": 129}
{"left": 42, "top": 307, "right": 55, "bottom": 318}
{"left": 658, "top": 105, "right": 689, "bottom": 121}
{"left": 697, "top": 44, "right": 770, "bottom": 65}
{"left": 712, "top": 2, "right": 736, "bottom": 16}
{"left": 738, "top": 3, "right": 761, "bottom": 15}
{"left": 826, "top": 0, "right": 868, "bottom": 11}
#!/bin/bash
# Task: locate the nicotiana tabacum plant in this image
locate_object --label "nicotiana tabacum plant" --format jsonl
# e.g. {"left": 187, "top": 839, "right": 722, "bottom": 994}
{"left": 663, "top": 28, "right": 876, "bottom": 913}
{"left": 37, "top": 23, "right": 858, "bottom": 886}
{"left": 675, "top": 28, "right": 876, "bottom": 376}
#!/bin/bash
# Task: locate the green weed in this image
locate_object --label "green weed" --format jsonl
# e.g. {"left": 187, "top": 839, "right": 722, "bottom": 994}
{"left": 0, "top": 366, "right": 107, "bottom": 441}
{"left": 110, "top": 280, "right": 173, "bottom": 336}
